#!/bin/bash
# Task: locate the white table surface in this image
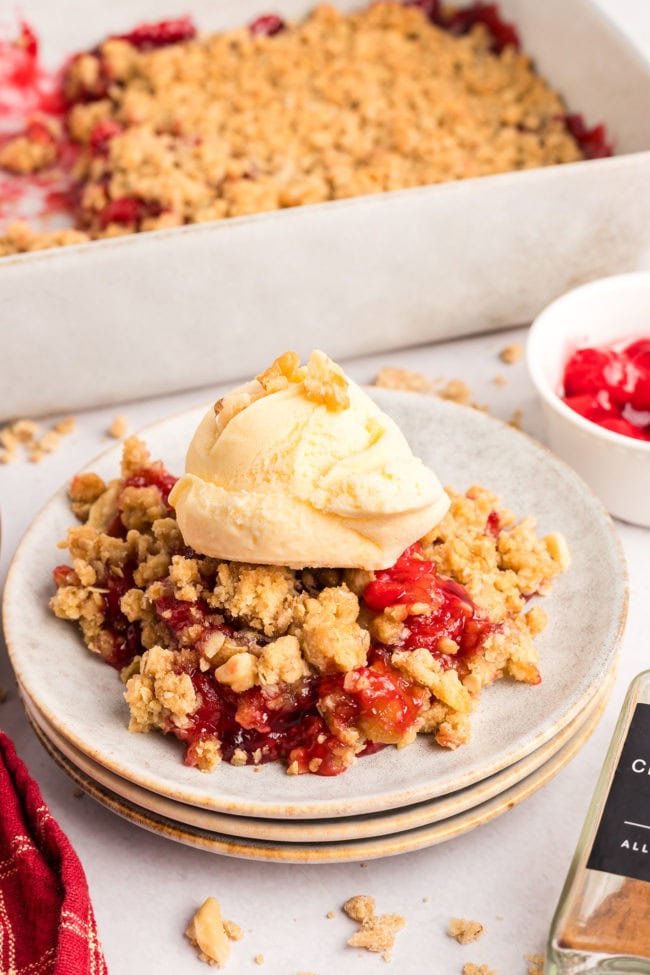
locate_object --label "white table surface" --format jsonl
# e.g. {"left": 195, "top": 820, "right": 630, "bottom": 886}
{"left": 2, "top": 3, "right": 649, "bottom": 973}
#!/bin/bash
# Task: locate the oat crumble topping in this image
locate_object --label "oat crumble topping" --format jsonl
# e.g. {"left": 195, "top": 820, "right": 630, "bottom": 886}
{"left": 449, "top": 918, "right": 486, "bottom": 944}
{"left": 0, "top": 2, "right": 590, "bottom": 256}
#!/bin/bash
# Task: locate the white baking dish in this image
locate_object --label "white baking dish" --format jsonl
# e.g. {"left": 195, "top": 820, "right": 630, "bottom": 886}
{"left": 1, "top": 0, "right": 650, "bottom": 420}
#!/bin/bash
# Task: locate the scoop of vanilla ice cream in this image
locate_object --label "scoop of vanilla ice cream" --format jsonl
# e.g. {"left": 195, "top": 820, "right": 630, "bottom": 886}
{"left": 169, "top": 352, "right": 449, "bottom": 569}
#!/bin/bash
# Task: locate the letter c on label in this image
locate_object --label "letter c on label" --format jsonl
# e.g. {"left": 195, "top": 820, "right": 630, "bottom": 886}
{"left": 632, "top": 758, "right": 647, "bottom": 773}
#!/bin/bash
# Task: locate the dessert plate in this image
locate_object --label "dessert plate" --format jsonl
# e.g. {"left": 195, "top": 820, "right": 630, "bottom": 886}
{"left": 27, "top": 693, "right": 605, "bottom": 863}
{"left": 3, "top": 391, "right": 627, "bottom": 819}
{"left": 22, "top": 667, "right": 614, "bottom": 843}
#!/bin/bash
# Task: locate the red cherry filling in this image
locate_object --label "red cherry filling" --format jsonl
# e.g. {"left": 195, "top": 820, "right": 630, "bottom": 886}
{"left": 564, "top": 113, "right": 613, "bottom": 160}
{"left": 52, "top": 466, "right": 497, "bottom": 775}
{"left": 114, "top": 16, "right": 197, "bottom": 52}
{"left": 363, "top": 543, "right": 493, "bottom": 661}
{"left": 562, "top": 339, "right": 650, "bottom": 441}
{"left": 249, "top": 14, "right": 286, "bottom": 37}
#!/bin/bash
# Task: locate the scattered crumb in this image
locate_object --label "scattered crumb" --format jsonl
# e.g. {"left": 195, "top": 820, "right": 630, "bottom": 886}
{"left": 373, "top": 367, "right": 433, "bottom": 393}
{"left": 54, "top": 416, "right": 76, "bottom": 435}
{"left": 448, "top": 918, "right": 485, "bottom": 945}
{"left": 326, "top": 911, "right": 336, "bottom": 919}
{"left": 509, "top": 408, "right": 524, "bottom": 429}
{"left": 0, "top": 687, "right": 7, "bottom": 704}
{"left": 108, "top": 415, "right": 129, "bottom": 439}
{"left": 492, "top": 375, "right": 508, "bottom": 386}
{"left": 422, "top": 897, "right": 429, "bottom": 904}
{"left": 499, "top": 342, "right": 523, "bottom": 365}
{"left": 0, "top": 415, "right": 75, "bottom": 464}
{"left": 185, "top": 897, "right": 233, "bottom": 968}
{"left": 463, "top": 964, "right": 496, "bottom": 975}
{"left": 495, "top": 916, "right": 504, "bottom": 922}
{"left": 525, "top": 953, "right": 544, "bottom": 975}
{"left": 72, "top": 787, "right": 84, "bottom": 799}
{"left": 344, "top": 895, "right": 405, "bottom": 962}
{"left": 254, "top": 954, "right": 265, "bottom": 965}
{"left": 360, "top": 863, "right": 367, "bottom": 868}
{"left": 223, "top": 920, "right": 243, "bottom": 942}
{"left": 437, "top": 378, "right": 473, "bottom": 406}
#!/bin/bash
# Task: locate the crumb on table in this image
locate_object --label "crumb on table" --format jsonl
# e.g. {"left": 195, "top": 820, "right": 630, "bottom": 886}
{"left": 185, "top": 897, "right": 233, "bottom": 968}
{"left": 499, "top": 343, "right": 524, "bottom": 365}
{"left": 525, "top": 953, "right": 545, "bottom": 975}
{"left": 463, "top": 964, "right": 497, "bottom": 975}
{"left": 373, "top": 367, "right": 433, "bottom": 393}
{"left": 448, "top": 918, "right": 486, "bottom": 944}
{"left": 108, "top": 415, "right": 130, "bottom": 439}
{"left": 254, "top": 953, "right": 265, "bottom": 965}
{"left": 0, "top": 415, "right": 75, "bottom": 464}
{"left": 343, "top": 895, "right": 405, "bottom": 962}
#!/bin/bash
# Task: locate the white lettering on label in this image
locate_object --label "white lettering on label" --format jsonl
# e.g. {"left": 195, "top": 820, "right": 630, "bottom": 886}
{"left": 632, "top": 758, "right": 648, "bottom": 773}
{"left": 620, "top": 839, "right": 650, "bottom": 853}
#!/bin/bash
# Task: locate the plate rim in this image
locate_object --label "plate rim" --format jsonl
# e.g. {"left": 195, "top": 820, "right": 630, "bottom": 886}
{"left": 2, "top": 392, "right": 629, "bottom": 819}
{"left": 22, "top": 666, "right": 615, "bottom": 843}
{"left": 27, "top": 695, "right": 606, "bottom": 864}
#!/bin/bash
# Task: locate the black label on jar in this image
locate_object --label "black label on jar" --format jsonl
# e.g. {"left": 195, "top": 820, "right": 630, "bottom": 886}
{"left": 588, "top": 703, "right": 650, "bottom": 884}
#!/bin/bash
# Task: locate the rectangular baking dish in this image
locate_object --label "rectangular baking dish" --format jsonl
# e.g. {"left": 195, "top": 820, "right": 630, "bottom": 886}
{"left": 1, "top": 0, "right": 650, "bottom": 419}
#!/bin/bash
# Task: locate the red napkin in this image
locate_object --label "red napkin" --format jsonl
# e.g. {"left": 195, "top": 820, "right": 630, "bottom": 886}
{"left": 0, "top": 730, "right": 108, "bottom": 975}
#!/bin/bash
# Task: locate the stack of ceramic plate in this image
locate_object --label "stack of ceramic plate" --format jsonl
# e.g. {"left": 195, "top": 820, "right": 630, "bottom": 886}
{"left": 3, "top": 393, "right": 627, "bottom": 864}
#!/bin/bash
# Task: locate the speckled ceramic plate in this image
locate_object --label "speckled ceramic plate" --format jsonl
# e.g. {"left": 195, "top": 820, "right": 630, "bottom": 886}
{"left": 3, "top": 392, "right": 627, "bottom": 819}
{"left": 22, "top": 667, "right": 614, "bottom": 843}
{"left": 28, "top": 693, "right": 605, "bottom": 863}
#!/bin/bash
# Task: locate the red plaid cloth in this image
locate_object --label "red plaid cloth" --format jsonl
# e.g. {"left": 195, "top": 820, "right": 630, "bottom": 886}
{"left": 0, "top": 731, "right": 108, "bottom": 975}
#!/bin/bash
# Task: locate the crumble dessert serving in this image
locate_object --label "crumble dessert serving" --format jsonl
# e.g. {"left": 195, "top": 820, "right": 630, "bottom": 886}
{"left": 50, "top": 351, "right": 569, "bottom": 777}
{"left": 0, "top": 1, "right": 611, "bottom": 256}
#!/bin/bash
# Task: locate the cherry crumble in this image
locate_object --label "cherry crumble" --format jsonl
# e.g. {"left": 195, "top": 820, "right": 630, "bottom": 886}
{"left": 50, "top": 436, "right": 568, "bottom": 776}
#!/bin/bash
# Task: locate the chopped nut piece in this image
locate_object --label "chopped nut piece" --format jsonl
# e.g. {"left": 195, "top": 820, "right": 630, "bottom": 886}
{"left": 108, "top": 415, "right": 129, "bottom": 439}
{"left": 214, "top": 652, "right": 259, "bottom": 693}
{"left": 303, "top": 350, "right": 350, "bottom": 411}
{"left": 499, "top": 343, "right": 524, "bottom": 365}
{"left": 185, "top": 897, "right": 232, "bottom": 968}
{"left": 448, "top": 917, "right": 486, "bottom": 944}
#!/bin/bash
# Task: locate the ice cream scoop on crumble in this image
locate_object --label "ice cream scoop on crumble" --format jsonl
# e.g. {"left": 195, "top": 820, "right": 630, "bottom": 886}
{"left": 169, "top": 351, "right": 450, "bottom": 569}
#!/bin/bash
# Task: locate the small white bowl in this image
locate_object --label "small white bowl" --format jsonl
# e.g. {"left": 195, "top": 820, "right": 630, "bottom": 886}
{"left": 527, "top": 272, "right": 650, "bottom": 528}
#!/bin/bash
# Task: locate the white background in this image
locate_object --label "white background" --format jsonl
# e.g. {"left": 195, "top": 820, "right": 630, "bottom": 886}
{"left": 1, "top": 3, "right": 649, "bottom": 973}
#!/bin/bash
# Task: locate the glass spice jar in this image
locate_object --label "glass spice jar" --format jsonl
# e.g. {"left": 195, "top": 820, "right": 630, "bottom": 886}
{"left": 547, "top": 671, "right": 650, "bottom": 974}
